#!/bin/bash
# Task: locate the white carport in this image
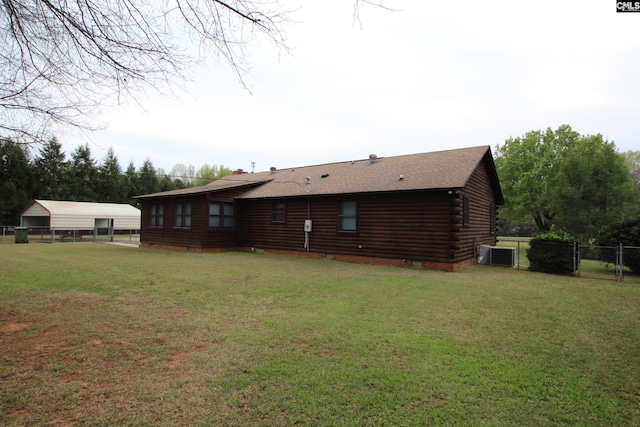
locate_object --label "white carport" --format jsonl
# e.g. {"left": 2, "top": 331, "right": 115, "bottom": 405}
{"left": 20, "top": 200, "right": 141, "bottom": 242}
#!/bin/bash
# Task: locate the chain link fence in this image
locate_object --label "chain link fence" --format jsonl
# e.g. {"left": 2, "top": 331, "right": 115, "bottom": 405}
{"left": 498, "top": 238, "right": 640, "bottom": 283}
{"left": 2, "top": 226, "right": 139, "bottom": 244}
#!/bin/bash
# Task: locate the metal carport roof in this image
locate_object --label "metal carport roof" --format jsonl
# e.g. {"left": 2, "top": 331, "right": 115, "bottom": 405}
{"left": 20, "top": 200, "right": 141, "bottom": 230}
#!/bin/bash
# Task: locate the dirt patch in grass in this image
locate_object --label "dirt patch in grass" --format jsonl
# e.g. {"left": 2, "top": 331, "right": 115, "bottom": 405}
{"left": 0, "top": 297, "right": 83, "bottom": 372}
{"left": 0, "top": 293, "right": 111, "bottom": 423}
{"left": 167, "top": 345, "right": 209, "bottom": 371}
{"left": 0, "top": 321, "right": 28, "bottom": 333}
{"left": 0, "top": 290, "right": 231, "bottom": 425}
{"left": 0, "top": 306, "right": 28, "bottom": 333}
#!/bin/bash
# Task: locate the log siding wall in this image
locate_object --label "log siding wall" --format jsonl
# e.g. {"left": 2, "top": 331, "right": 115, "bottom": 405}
{"left": 138, "top": 160, "right": 500, "bottom": 269}
{"left": 139, "top": 186, "right": 260, "bottom": 250}
{"left": 237, "top": 190, "right": 460, "bottom": 264}
{"left": 453, "top": 161, "right": 499, "bottom": 262}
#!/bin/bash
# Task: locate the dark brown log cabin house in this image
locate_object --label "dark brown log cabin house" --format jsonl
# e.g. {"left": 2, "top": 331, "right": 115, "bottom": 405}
{"left": 134, "top": 146, "right": 503, "bottom": 271}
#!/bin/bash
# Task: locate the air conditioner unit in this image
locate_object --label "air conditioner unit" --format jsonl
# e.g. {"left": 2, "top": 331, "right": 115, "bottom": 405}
{"left": 478, "top": 245, "right": 515, "bottom": 267}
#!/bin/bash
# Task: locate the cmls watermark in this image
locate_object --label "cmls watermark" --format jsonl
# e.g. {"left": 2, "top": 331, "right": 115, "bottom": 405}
{"left": 617, "top": 1, "right": 640, "bottom": 11}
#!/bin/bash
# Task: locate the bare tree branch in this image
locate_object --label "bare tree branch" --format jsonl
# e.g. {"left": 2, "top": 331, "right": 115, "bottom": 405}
{"left": 353, "top": 0, "right": 400, "bottom": 27}
{"left": 0, "top": 0, "right": 292, "bottom": 143}
{"left": 1, "top": 0, "right": 390, "bottom": 144}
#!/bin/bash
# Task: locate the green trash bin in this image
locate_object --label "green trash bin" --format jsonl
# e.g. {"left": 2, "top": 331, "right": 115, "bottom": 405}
{"left": 15, "top": 227, "right": 29, "bottom": 244}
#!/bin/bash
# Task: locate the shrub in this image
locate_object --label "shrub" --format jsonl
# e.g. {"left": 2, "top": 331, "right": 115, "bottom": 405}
{"left": 527, "top": 233, "right": 576, "bottom": 274}
{"left": 598, "top": 216, "right": 640, "bottom": 274}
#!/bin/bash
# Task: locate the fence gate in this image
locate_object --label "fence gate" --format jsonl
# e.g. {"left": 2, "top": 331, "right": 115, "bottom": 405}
{"left": 616, "top": 245, "right": 640, "bottom": 283}
{"left": 577, "top": 244, "right": 640, "bottom": 283}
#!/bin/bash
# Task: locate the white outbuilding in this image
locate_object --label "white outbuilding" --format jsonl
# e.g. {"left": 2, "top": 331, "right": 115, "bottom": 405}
{"left": 20, "top": 200, "right": 141, "bottom": 241}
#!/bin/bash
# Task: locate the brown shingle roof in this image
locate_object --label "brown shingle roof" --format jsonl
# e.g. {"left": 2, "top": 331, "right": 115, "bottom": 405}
{"left": 134, "top": 173, "right": 273, "bottom": 199}
{"left": 135, "top": 146, "right": 502, "bottom": 202}
{"left": 238, "top": 145, "right": 498, "bottom": 199}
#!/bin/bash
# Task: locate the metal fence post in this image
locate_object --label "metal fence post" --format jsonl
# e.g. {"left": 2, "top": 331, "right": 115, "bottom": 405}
{"left": 618, "top": 244, "right": 624, "bottom": 282}
{"left": 615, "top": 245, "right": 619, "bottom": 281}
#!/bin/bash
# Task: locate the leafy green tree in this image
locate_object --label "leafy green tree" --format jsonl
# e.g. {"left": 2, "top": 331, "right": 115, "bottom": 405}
{"left": 171, "top": 179, "right": 187, "bottom": 190}
{"left": 157, "top": 168, "right": 177, "bottom": 192}
{"left": 0, "top": 138, "right": 34, "bottom": 224}
{"left": 194, "top": 164, "right": 232, "bottom": 185}
{"left": 170, "top": 163, "right": 196, "bottom": 188}
{"left": 495, "top": 125, "right": 580, "bottom": 232}
{"left": 97, "top": 146, "right": 125, "bottom": 202}
{"left": 33, "top": 137, "right": 68, "bottom": 200}
{"left": 69, "top": 144, "right": 98, "bottom": 201}
{"left": 553, "top": 135, "right": 636, "bottom": 239}
{"left": 624, "top": 150, "right": 640, "bottom": 207}
{"left": 495, "top": 125, "right": 635, "bottom": 241}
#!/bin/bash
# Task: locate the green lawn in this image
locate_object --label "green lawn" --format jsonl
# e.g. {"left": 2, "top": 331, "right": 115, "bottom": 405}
{"left": 1, "top": 243, "right": 639, "bottom": 426}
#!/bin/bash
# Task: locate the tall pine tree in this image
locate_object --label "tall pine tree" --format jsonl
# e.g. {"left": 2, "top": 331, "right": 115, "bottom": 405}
{"left": 124, "top": 161, "right": 140, "bottom": 203}
{"left": 0, "top": 139, "right": 34, "bottom": 224}
{"left": 33, "top": 137, "right": 68, "bottom": 200}
{"left": 97, "top": 146, "right": 125, "bottom": 202}
{"left": 138, "top": 158, "right": 159, "bottom": 196}
{"left": 69, "top": 144, "right": 98, "bottom": 201}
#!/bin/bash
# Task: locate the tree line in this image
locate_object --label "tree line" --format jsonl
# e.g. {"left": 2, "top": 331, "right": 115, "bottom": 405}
{"left": 0, "top": 137, "right": 232, "bottom": 225}
{"left": 495, "top": 124, "right": 640, "bottom": 242}
{"left": 4, "top": 125, "right": 640, "bottom": 241}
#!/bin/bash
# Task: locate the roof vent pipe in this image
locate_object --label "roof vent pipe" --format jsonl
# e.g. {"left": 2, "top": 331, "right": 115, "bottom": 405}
{"left": 270, "top": 167, "right": 277, "bottom": 174}
{"left": 369, "top": 154, "right": 377, "bottom": 164}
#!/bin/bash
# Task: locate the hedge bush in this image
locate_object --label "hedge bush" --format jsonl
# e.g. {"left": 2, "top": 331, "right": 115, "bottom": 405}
{"left": 527, "top": 233, "right": 576, "bottom": 274}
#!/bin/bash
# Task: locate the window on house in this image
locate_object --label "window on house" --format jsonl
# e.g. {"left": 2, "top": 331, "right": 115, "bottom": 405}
{"left": 223, "top": 204, "right": 235, "bottom": 228}
{"left": 272, "top": 202, "right": 286, "bottom": 222}
{"left": 339, "top": 201, "right": 357, "bottom": 231}
{"left": 174, "top": 203, "right": 191, "bottom": 228}
{"left": 209, "top": 203, "right": 221, "bottom": 227}
{"left": 209, "top": 202, "right": 235, "bottom": 228}
{"left": 150, "top": 203, "right": 164, "bottom": 227}
{"left": 463, "top": 196, "right": 469, "bottom": 226}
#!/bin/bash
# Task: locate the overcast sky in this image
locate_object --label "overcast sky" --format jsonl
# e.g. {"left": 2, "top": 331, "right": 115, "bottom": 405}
{"left": 58, "top": 0, "right": 640, "bottom": 174}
